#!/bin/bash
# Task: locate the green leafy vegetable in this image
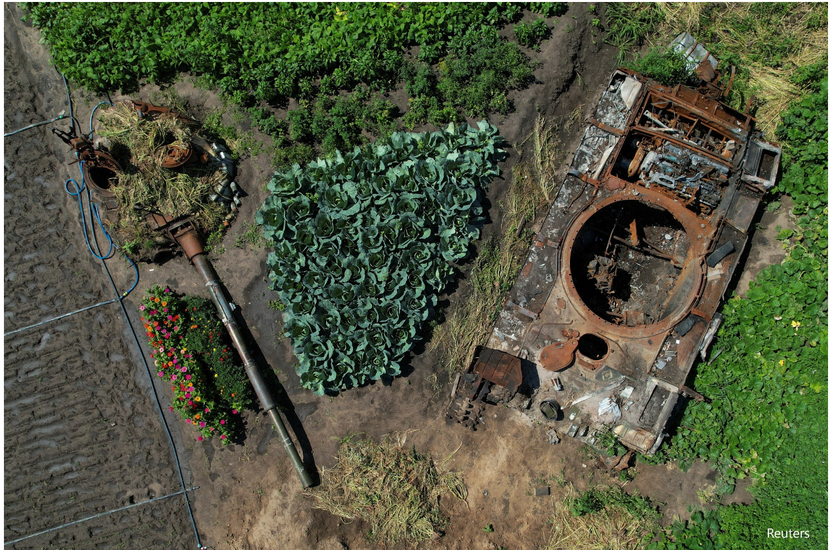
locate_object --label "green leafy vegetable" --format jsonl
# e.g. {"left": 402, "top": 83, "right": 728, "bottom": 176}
{"left": 257, "top": 121, "right": 506, "bottom": 394}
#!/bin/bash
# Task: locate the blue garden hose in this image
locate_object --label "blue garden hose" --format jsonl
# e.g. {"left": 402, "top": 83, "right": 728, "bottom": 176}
{"left": 64, "top": 161, "right": 139, "bottom": 297}
{"left": 89, "top": 100, "right": 112, "bottom": 138}
{"left": 59, "top": 75, "right": 204, "bottom": 548}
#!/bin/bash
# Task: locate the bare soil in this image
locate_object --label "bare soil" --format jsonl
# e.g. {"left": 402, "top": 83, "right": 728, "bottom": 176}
{"left": 5, "top": 4, "right": 789, "bottom": 549}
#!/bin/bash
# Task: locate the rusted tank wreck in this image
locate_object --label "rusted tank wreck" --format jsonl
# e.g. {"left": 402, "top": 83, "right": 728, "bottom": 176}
{"left": 451, "top": 62, "right": 781, "bottom": 455}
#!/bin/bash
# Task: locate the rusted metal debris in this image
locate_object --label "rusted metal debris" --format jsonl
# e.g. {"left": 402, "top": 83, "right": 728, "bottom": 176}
{"left": 446, "top": 346, "right": 524, "bottom": 428}
{"left": 472, "top": 37, "right": 781, "bottom": 455}
{"left": 128, "top": 100, "right": 198, "bottom": 124}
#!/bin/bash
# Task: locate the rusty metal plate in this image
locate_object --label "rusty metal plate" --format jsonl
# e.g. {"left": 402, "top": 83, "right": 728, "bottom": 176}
{"left": 471, "top": 348, "right": 523, "bottom": 395}
{"left": 539, "top": 339, "right": 578, "bottom": 372}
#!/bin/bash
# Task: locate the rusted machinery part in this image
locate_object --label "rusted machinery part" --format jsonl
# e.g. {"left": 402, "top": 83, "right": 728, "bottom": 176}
{"left": 79, "top": 148, "right": 122, "bottom": 197}
{"left": 128, "top": 100, "right": 198, "bottom": 125}
{"left": 446, "top": 397, "right": 484, "bottom": 430}
{"left": 561, "top": 186, "right": 708, "bottom": 340}
{"left": 160, "top": 142, "right": 194, "bottom": 168}
{"left": 469, "top": 346, "right": 523, "bottom": 396}
{"left": 168, "top": 223, "right": 314, "bottom": 488}
{"left": 539, "top": 339, "right": 579, "bottom": 372}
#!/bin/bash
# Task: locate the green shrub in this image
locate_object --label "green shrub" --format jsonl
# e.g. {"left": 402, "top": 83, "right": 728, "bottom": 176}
{"left": 257, "top": 122, "right": 507, "bottom": 394}
{"left": 527, "top": 2, "right": 568, "bottom": 17}
{"left": 647, "top": 509, "right": 722, "bottom": 550}
{"left": 287, "top": 88, "right": 397, "bottom": 156}
{"left": 626, "top": 48, "right": 699, "bottom": 87}
{"left": 515, "top": 17, "right": 551, "bottom": 49}
{"left": 568, "top": 486, "right": 658, "bottom": 520}
{"left": 437, "top": 26, "right": 536, "bottom": 117}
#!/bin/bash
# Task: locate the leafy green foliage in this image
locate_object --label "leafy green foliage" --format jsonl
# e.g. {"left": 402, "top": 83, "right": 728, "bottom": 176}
{"left": 596, "top": 427, "right": 628, "bottom": 457}
{"left": 527, "top": 3, "right": 568, "bottom": 17}
{"left": 257, "top": 122, "right": 506, "bottom": 394}
{"left": 287, "top": 87, "right": 397, "bottom": 157}
{"left": 647, "top": 509, "right": 722, "bottom": 550}
{"left": 22, "top": 3, "right": 547, "bottom": 163}
{"left": 435, "top": 26, "right": 537, "bottom": 118}
{"left": 604, "top": 3, "right": 664, "bottom": 55}
{"left": 568, "top": 486, "right": 659, "bottom": 521}
{"left": 626, "top": 48, "right": 699, "bottom": 87}
{"left": 515, "top": 18, "right": 551, "bottom": 49}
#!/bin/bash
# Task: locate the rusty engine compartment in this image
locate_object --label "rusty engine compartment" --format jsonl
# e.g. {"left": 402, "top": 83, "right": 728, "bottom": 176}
{"left": 448, "top": 58, "right": 781, "bottom": 455}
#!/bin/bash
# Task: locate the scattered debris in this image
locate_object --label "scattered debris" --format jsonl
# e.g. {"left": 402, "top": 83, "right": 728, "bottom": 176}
{"left": 547, "top": 429, "right": 560, "bottom": 445}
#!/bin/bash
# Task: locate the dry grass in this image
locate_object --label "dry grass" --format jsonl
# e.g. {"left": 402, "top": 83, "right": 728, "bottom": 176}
{"left": 651, "top": 2, "right": 828, "bottom": 138}
{"left": 309, "top": 433, "right": 466, "bottom": 544}
{"left": 532, "top": 115, "right": 561, "bottom": 203}
{"left": 542, "top": 485, "right": 659, "bottom": 550}
{"left": 96, "top": 102, "right": 228, "bottom": 245}
{"left": 431, "top": 115, "right": 557, "bottom": 373}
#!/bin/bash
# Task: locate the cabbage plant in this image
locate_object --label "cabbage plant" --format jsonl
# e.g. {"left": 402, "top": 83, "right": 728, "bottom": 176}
{"left": 257, "top": 121, "right": 506, "bottom": 394}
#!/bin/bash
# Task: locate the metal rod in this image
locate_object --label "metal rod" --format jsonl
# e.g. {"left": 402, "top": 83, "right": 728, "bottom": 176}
{"left": 190, "top": 254, "right": 313, "bottom": 488}
{"left": 4, "top": 298, "right": 118, "bottom": 337}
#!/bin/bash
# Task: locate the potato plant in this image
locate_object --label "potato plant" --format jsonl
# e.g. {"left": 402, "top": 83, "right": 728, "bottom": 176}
{"left": 257, "top": 122, "right": 507, "bottom": 394}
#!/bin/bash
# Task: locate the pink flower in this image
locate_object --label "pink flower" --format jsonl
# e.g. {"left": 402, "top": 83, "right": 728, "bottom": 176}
{"left": 169, "top": 406, "right": 174, "bottom": 412}
{"left": 197, "top": 436, "right": 203, "bottom": 441}
{"left": 140, "top": 305, "right": 146, "bottom": 311}
{"left": 185, "top": 374, "right": 191, "bottom": 380}
{"left": 165, "top": 288, "right": 170, "bottom": 293}
{"left": 165, "top": 334, "right": 170, "bottom": 339}
{"left": 158, "top": 371, "right": 164, "bottom": 377}
{"left": 181, "top": 367, "right": 187, "bottom": 372}
{"left": 220, "top": 420, "right": 225, "bottom": 425}
{"left": 210, "top": 427, "right": 214, "bottom": 432}
{"left": 171, "top": 375, "right": 177, "bottom": 381}
{"left": 205, "top": 408, "right": 210, "bottom": 413}
{"left": 199, "top": 422, "right": 206, "bottom": 428}
{"left": 220, "top": 435, "right": 226, "bottom": 440}
{"left": 188, "top": 400, "right": 193, "bottom": 405}
{"left": 232, "top": 409, "right": 238, "bottom": 414}
{"left": 186, "top": 418, "right": 191, "bottom": 424}
{"left": 163, "top": 308, "right": 168, "bottom": 312}
{"left": 173, "top": 358, "right": 178, "bottom": 364}
{"left": 168, "top": 315, "right": 173, "bottom": 320}
{"left": 159, "top": 347, "right": 165, "bottom": 352}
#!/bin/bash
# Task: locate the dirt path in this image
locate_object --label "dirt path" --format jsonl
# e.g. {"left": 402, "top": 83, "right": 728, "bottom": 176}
{"left": 5, "top": 4, "right": 787, "bottom": 549}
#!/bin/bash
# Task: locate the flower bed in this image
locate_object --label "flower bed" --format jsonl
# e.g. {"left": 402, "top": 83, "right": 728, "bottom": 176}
{"left": 140, "top": 285, "right": 253, "bottom": 443}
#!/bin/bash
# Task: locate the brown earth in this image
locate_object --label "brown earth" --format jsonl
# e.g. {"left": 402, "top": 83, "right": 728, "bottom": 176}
{"left": 5, "top": 4, "right": 790, "bottom": 549}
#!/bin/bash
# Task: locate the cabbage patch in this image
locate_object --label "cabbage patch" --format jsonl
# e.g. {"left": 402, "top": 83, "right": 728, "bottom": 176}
{"left": 257, "top": 121, "right": 506, "bottom": 394}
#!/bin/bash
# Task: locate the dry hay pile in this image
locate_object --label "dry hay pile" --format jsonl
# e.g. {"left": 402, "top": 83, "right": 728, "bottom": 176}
{"left": 543, "top": 485, "right": 660, "bottom": 550}
{"left": 96, "top": 102, "right": 228, "bottom": 249}
{"left": 309, "top": 434, "right": 466, "bottom": 544}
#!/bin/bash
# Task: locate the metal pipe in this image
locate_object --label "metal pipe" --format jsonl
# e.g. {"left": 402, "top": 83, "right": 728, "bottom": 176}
{"left": 192, "top": 254, "right": 313, "bottom": 488}
{"left": 175, "top": 226, "right": 313, "bottom": 488}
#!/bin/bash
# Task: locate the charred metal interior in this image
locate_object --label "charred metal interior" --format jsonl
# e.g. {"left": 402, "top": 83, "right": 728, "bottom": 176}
{"left": 450, "top": 49, "right": 782, "bottom": 455}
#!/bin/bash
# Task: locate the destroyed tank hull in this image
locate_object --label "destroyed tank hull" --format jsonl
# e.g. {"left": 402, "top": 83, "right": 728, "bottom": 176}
{"left": 469, "top": 67, "right": 781, "bottom": 455}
